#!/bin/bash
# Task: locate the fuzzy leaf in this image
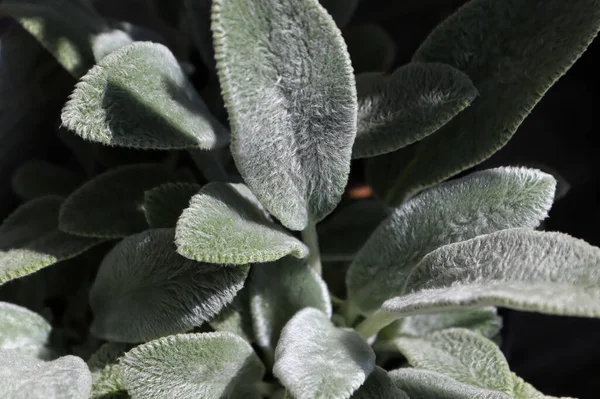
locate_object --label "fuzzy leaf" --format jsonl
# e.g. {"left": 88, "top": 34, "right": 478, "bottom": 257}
{"left": 344, "top": 25, "right": 396, "bottom": 74}
{"left": 368, "top": 0, "right": 600, "bottom": 205}
{"left": 353, "top": 63, "right": 478, "bottom": 159}
{"left": 176, "top": 182, "right": 308, "bottom": 264}
{"left": 59, "top": 164, "right": 181, "bottom": 238}
{"left": 250, "top": 258, "right": 331, "bottom": 355}
{"left": 120, "top": 332, "right": 264, "bottom": 398}
{"left": 144, "top": 182, "right": 202, "bottom": 228}
{"left": 90, "top": 229, "right": 249, "bottom": 343}
{"left": 61, "top": 42, "right": 229, "bottom": 150}
{"left": 274, "top": 308, "right": 375, "bottom": 399}
{"left": 351, "top": 366, "right": 409, "bottom": 399}
{"left": 208, "top": 286, "right": 254, "bottom": 342}
{"left": 87, "top": 343, "right": 129, "bottom": 399}
{"left": 347, "top": 167, "right": 556, "bottom": 314}
{"left": 0, "top": 350, "right": 92, "bottom": 398}
{"left": 384, "top": 229, "right": 600, "bottom": 318}
{"left": 11, "top": 160, "right": 82, "bottom": 200}
{"left": 320, "top": 0, "right": 359, "bottom": 28}
{"left": 0, "top": 196, "right": 102, "bottom": 285}
{"left": 0, "top": 302, "right": 51, "bottom": 358}
{"left": 0, "top": 0, "right": 105, "bottom": 78}
{"left": 213, "top": 0, "right": 357, "bottom": 231}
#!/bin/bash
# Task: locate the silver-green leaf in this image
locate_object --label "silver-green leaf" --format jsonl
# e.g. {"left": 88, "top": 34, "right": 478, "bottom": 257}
{"left": 384, "top": 229, "right": 600, "bottom": 318}
{"left": 212, "top": 0, "right": 357, "bottom": 231}
{"left": 0, "top": 302, "right": 51, "bottom": 358}
{"left": 347, "top": 167, "right": 556, "bottom": 314}
{"left": 176, "top": 182, "right": 308, "bottom": 264}
{"left": 144, "top": 182, "right": 202, "bottom": 228}
{"left": 61, "top": 42, "right": 229, "bottom": 150}
{"left": 120, "top": 332, "right": 264, "bottom": 399}
{"left": 90, "top": 229, "right": 249, "bottom": 342}
{"left": 11, "top": 160, "right": 82, "bottom": 200}
{"left": 274, "top": 308, "right": 375, "bottom": 399}
{"left": 87, "top": 343, "right": 129, "bottom": 399}
{"left": 351, "top": 366, "right": 409, "bottom": 399}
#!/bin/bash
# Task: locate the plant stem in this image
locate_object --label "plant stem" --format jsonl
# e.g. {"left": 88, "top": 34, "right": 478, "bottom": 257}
{"left": 355, "top": 311, "right": 396, "bottom": 340}
{"left": 340, "top": 300, "right": 361, "bottom": 327}
{"left": 255, "top": 381, "right": 278, "bottom": 397}
{"left": 302, "top": 223, "right": 322, "bottom": 275}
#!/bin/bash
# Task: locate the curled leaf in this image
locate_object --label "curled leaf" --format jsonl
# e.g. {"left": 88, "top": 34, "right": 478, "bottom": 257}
{"left": 144, "top": 182, "right": 202, "bottom": 228}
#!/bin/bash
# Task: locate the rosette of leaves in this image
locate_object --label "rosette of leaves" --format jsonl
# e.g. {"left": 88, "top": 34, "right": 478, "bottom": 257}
{"left": 0, "top": 0, "right": 599, "bottom": 398}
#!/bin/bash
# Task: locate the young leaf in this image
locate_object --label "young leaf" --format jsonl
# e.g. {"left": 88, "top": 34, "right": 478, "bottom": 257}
{"left": 274, "top": 308, "right": 375, "bottom": 399}
{"left": 212, "top": 0, "right": 357, "bottom": 231}
{"left": 0, "top": 196, "right": 102, "bottom": 285}
{"left": 384, "top": 229, "right": 600, "bottom": 318}
{"left": 351, "top": 366, "right": 409, "bottom": 399}
{"left": 61, "top": 42, "right": 229, "bottom": 150}
{"left": 87, "top": 343, "right": 129, "bottom": 399}
{"left": 90, "top": 229, "right": 249, "bottom": 342}
{"left": 0, "top": 350, "right": 92, "bottom": 398}
{"left": 344, "top": 24, "right": 396, "bottom": 73}
{"left": 250, "top": 258, "right": 331, "bottom": 355}
{"left": 0, "top": 0, "right": 105, "bottom": 77}
{"left": 144, "top": 182, "right": 202, "bottom": 228}
{"left": 11, "top": 160, "right": 82, "bottom": 200}
{"left": 120, "top": 332, "right": 265, "bottom": 398}
{"left": 0, "top": 302, "right": 51, "bottom": 358}
{"left": 320, "top": 0, "right": 359, "bottom": 28}
{"left": 352, "top": 63, "right": 478, "bottom": 159}
{"left": 59, "top": 164, "right": 182, "bottom": 238}
{"left": 347, "top": 167, "right": 556, "bottom": 314}
{"left": 368, "top": 0, "right": 600, "bottom": 205}
{"left": 176, "top": 182, "right": 308, "bottom": 264}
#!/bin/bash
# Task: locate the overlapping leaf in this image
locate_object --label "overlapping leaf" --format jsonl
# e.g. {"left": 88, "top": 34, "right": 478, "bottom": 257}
{"left": 0, "top": 302, "right": 51, "bottom": 358}
{"left": 87, "top": 343, "right": 129, "bottom": 399}
{"left": 144, "top": 182, "right": 202, "bottom": 228}
{"left": 351, "top": 366, "right": 409, "bottom": 399}
{"left": 11, "top": 160, "right": 82, "bottom": 200}
{"left": 208, "top": 286, "right": 254, "bottom": 342}
{"left": 213, "top": 0, "right": 357, "bottom": 230}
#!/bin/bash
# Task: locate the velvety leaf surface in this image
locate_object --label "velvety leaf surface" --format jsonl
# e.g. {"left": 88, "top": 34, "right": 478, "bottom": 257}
{"left": 0, "top": 302, "right": 51, "bottom": 358}
{"left": 208, "top": 286, "right": 254, "bottom": 342}
{"left": 90, "top": 229, "right": 249, "bottom": 342}
{"left": 0, "top": 196, "right": 102, "bottom": 285}
{"left": 0, "top": 0, "right": 105, "bottom": 77}
{"left": 61, "top": 42, "right": 229, "bottom": 150}
{"left": 59, "top": 164, "right": 181, "bottom": 238}
{"left": 176, "top": 182, "right": 308, "bottom": 264}
{"left": 320, "top": 0, "right": 359, "bottom": 28}
{"left": 344, "top": 25, "right": 396, "bottom": 73}
{"left": 213, "top": 0, "right": 357, "bottom": 231}
{"left": 144, "top": 182, "right": 202, "bottom": 228}
{"left": 11, "top": 160, "right": 82, "bottom": 200}
{"left": 351, "top": 366, "right": 409, "bottom": 399}
{"left": 0, "top": 350, "right": 92, "bottom": 399}
{"left": 347, "top": 167, "right": 556, "bottom": 314}
{"left": 120, "top": 332, "right": 264, "bottom": 398}
{"left": 353, "top": 63, "right": 478, "bottom": 159}
{"left": 274, "top": 308, "right": 375, "bottom": 399}
{"left": 384, "top": 229, "right": 600, "bottom": 318}
{"left": 87, "top": 343, "right": 129, "bottom": 399}
{"left": 250, "top": 258, "right": 331, "bottom": 354}
{"left": 368, "top": 0, "right": 600, "bottom": 205}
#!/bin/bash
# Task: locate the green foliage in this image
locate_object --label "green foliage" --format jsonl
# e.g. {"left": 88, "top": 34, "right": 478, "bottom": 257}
{"left": 87, "top": 343, "right": 129, "bottom": 398}
{"left": 143, "top": 182, "right": 202, "bottom": 228}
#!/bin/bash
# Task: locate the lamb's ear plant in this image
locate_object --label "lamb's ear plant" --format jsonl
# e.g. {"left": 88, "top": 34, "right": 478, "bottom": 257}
{"left": 1, "top": 0, "right": 600, "bottom": 398}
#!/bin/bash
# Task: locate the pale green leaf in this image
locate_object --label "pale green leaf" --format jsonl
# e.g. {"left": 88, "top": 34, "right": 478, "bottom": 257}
{"left": 0, "top": 350, "right": 92, "bottom": 399}
{"left": 351, "top": 366, "right": 409, "bottom": 399}
{"left": 208, "top": 286, "right": 254, "bottom": 342}
{"left": 320, "top": 0, "right": 359, "bottom": 28}
{"left": 59, "top": 164, "right": 182, "bottom": 238}
{"left": 250, "top": 257, "right": 331, "bottom": 355}
{"left": 0, "top": 302, "right": 51, "bottom": 358}
{"left": 176, "top": 182, "right": 308, "bottom": 264}
{"left": 61, "top": 42, "right": 229, "bottom": 150}
{"left": 90, "top": 229, "right": 249, "bottom": 343}
{"left": 353, "top": 63, "right": 477, "bottom": 159}
{"left": 347, "top": 167, "right": 556, "bottom": 314}
{"left": 368, "top": 0, "right": 600, "bottom": 205}
{"left": 87, "top": 343, "right": 130, "bottom": 399}
{"left": 274, "top": 308, "right": 375, "bottom": 399}
{"left": 1, "top": 196, "right": 102, "bottom": 285}
{"left": 12, "top": 160, "right": 82, "bottom": 200}
{"left": 120, "top": 332, "right": 265, "bottom": 399}
{"left": 213, "top": 0, "right": 357, "bottom": 231}
{"left": 144, "top": 182, "right": 202, "bottom": 228}
{"left": 384, "top": 229, "right": 600, "bottom": 318}
{"left": 344, "top": 24, "right": 396, "bottom": 73}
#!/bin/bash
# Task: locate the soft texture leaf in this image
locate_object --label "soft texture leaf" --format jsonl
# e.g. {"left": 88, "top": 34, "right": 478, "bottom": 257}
{"left": 176, "top": 182, "right": 308, "bottom": 264}
{"left": 208, "top": 286, "right": 254, "bottom": 342}
{"left": 0, "top": 349, "right": 92, "bottom": 399}
{"left": 120, "top": 332, "right": 264, "bottom": 399}
{"left": 320, "top": 0, "right": 358, "bottom": 28}
{"left": 368, "top": 0, "right": 600, "bottom": 205}
{"left": 344, "top": 25, "right": 396, "bottom": 73}
{"left": 59, "top": 164, "right": 181, "bottom": 238}
{"left": 351, "top": 366, "right": 409, "bottom": 399}
{"left": 250, "top": 258, "right": 331, "bottom": 355}
{"left": 213, "top": 0, "right": 357, "bottom": 231}
{"left": 347, "top": 167, "right": 556, "bottom": 314}
{"left": 0, "top": 196, "right": 102, "bottom": 285}
{"left": 383, "top": 229, "right": 600, "bottom": 318}
{"left": 144, "top": 182, "right": 202, "bottom": 228}
{"left": 61, "top": 42, "right": 229, "bottom": 150}
{"left": 11, "top": 160, "right": 82, "bottom": 200}
{"left": 0, "top": 0, "right": 105, "bottom": 77}
{"left": 90, "top": 229, "right": 249, "bottom": 342}
{"left": 274, "top": 308, "right": 375, "bottom": 399}
{"left": 87, "top": 343, "right": 129, "bottom": 399}
{"left": 352, "top": 64, "right": 478, "bottom": 159}
{"left": 0, "top": 302, "right": 51, "bottom": 358}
